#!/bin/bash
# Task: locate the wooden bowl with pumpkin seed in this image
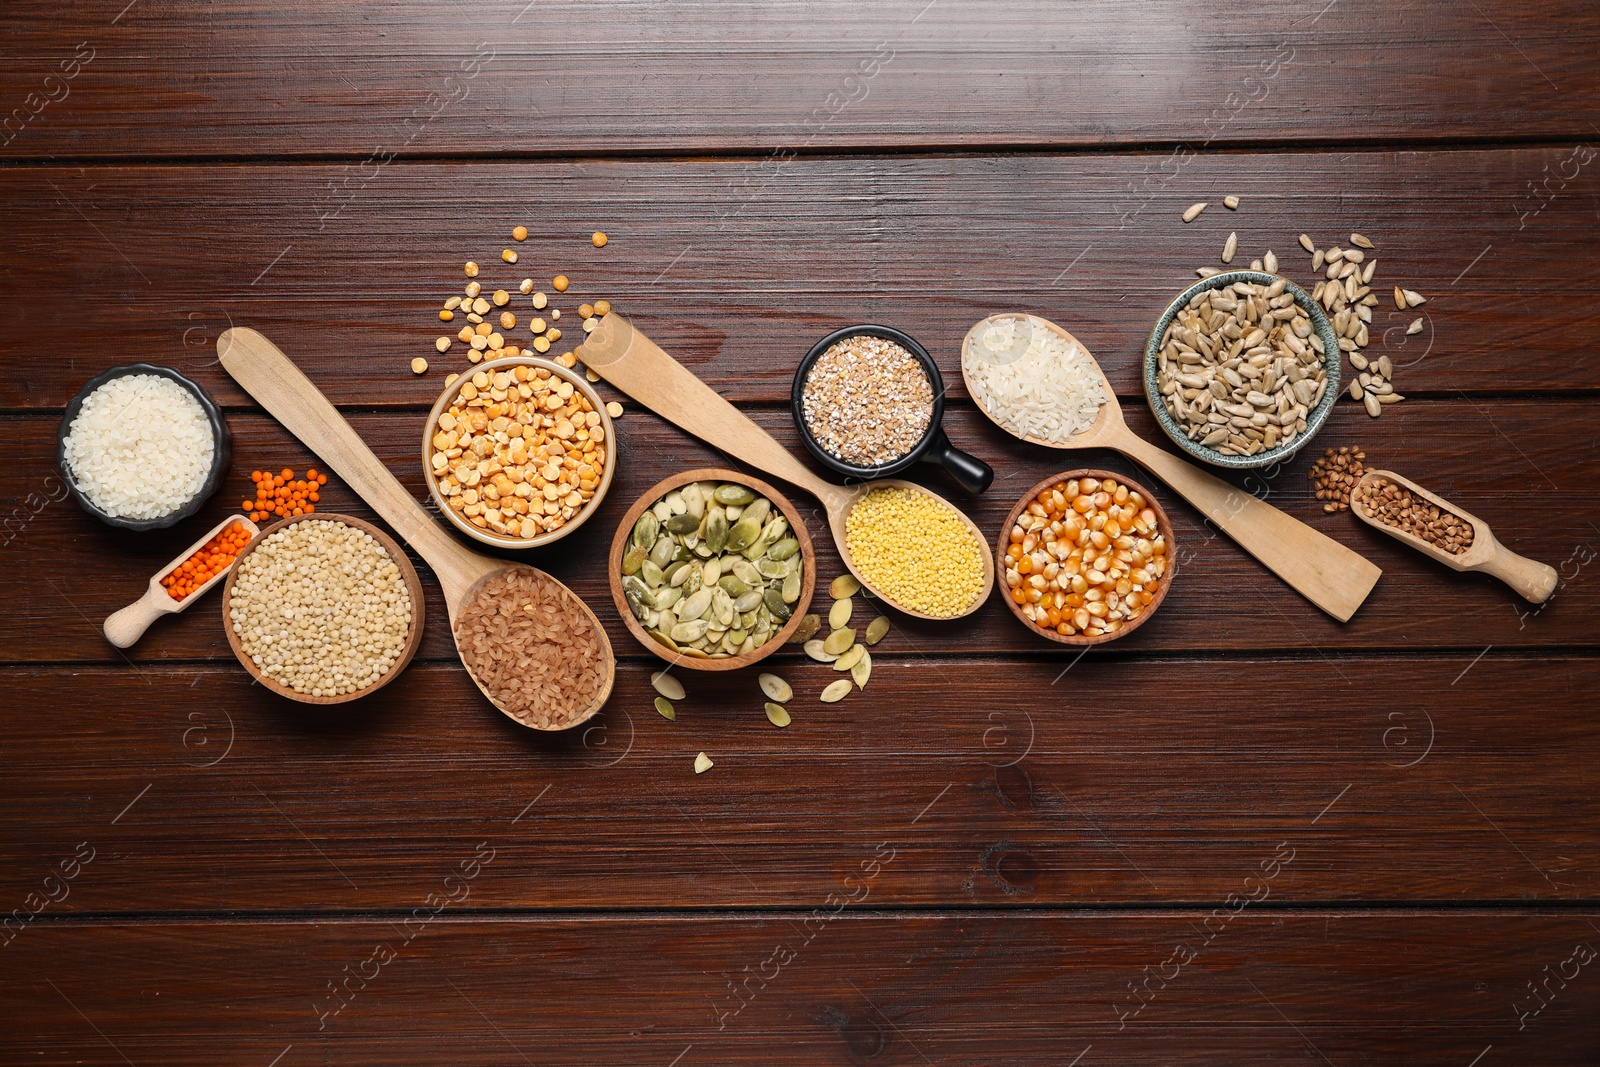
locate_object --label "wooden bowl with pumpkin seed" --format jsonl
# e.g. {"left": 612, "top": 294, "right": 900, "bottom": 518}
{"left": 608, "top": 468, "right": 816, "bottom": 671}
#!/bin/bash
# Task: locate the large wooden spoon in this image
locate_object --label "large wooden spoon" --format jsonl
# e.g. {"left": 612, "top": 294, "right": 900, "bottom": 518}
{"left": 961, "top": 313, "right": 1381, "bottom": 622}
{"left": 578, "top": 314, "right": 994, "bottom": 620}
{"left": 1353, "top": 469, "right": 1557, "bottom": 603}
{"left": 217, "top": 327, "right": 614, "bottom": 729}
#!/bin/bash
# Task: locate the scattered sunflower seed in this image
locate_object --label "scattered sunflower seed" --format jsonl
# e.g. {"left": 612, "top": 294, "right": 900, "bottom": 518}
{"left": 1350, "top": 232, "right": 1374, "bottom": 249}
{"left": 1264, "top": 250, "right": 1278, "bottom": 274}
{"left": 1406, "top": 317, "right": 1424, "bottom": 335}
{"left": 1223, "top": 195, "right": 1240, "bottom": 210}
{"left": 804, "top": 639, "right": 837, "bottom": 663}
{"left": 1403, "top": 289, "right": 1426, "bottom": 307}
{"left": 1221, "top": 232, "right": 1238, "bottom": 263}
{"left": 829, "top": 574, "right": 861, "bottom": 599}
{"left": 1183, "top": 202, "right": 1208, "bottom": 223}
{"left": 694, "top": 751, "right": 713, "bottom": 774}
{"left": 650, "top": 671, "right": 686, "bottom": 701}
{"left": 1394, "top": 286, "right": 1407, "bottom": 310}
{"left": 820, "top": 679, "right": 852, "bottom": 703}
{"left": 764, "top": 702, "right": 791, "bottom": 728}
{"left": 864, "top": 616, "right": 891, "bottom": 645}
{"left": 1299, "top": 233, "right": 1316, "bottom": 253}
{"left": 759, "top": 672, "right": 793, "bottom": 703}
{"left": 654, "top": 696, "right": 677, "bottom": 721}
{"left": 829, "top": 598, "right": 853, "bottom": 629}
{"left": 1196, "top": 266, "right": 1221, "bottom": 278}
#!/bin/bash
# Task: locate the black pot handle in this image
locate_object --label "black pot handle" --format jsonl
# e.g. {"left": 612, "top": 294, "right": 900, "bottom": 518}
{"left": 921, "top": 428, "right": 994, "bottom": 494}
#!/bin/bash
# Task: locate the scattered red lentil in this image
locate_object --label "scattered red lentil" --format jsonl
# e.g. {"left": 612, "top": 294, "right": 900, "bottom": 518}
{"left": 246, "top": 468, "right": 328, "bottom": 523}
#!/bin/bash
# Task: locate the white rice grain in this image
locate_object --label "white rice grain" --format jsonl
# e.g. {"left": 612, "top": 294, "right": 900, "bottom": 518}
{"left": 63, "top": 373, "right": 214, "bottom": 520}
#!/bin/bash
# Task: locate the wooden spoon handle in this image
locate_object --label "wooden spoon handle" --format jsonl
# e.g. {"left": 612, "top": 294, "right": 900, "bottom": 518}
{"left": 103, "top": 587, "right": 168, "bottom": 648}
{"left": 1114, "top": 431, "right": 1382, "bottom": 621}
{"left": 580, "top": 315, "right": 843, "bottom": 507}
{"left": 217, "top": 328, "right": 463, "bottom": 578}
{"left": 1476, "top": 539, "right": 1558, "bottom": 603}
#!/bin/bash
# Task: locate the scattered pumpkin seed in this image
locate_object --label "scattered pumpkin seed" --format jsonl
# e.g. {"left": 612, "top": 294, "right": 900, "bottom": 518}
{"left": 651, "top": 671, "right": 686, "bottom": 701}
{"left": 694, "top": 751, "right": 713, "bottom": 774}
{"left": 834, "top": 644, "right": 866, "bottom": 672}
{"left": 654, "top": 696, "right": 677, "bottom": 721}
{"left": 804, "top": 639, "right": 837, "bottom": 663}
{"left": 850, "top": 649, "right": 872, "bottom": 689}
{"left": 829, "top": 574, "right": 861, "bottom": 599}
{"left": 759, "top": 672, "right": 793, "bottom": 703}
{"left": 820, "top": 679, "right": 852, "bottom": 703}
{"left": 864, "top": 615, "right": 891, "bottom": 645}
{"left": 828, "top": 598, "right": 853, "bottom": 629}
{"left": 764, "top": 702, "right": 791, "bottom": 728}
{"left": 822, "top": 628, "right": 856, "bottom": 656}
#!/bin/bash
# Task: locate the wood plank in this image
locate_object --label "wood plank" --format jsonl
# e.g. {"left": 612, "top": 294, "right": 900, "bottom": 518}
{"left": 1, "top": 148, "right": 1598, "bottom": 411}
{"left": 3, "top": 915, "right": 1596, "bottom": 1064}
{"left": 5, "top": 402, "right": 1593, "bottom": 663}
{"left": 1, "top": 2, "right": 1597, "bottom": 157}
{"left": 1, "top": 656, "right": 1595, "bottom": 910}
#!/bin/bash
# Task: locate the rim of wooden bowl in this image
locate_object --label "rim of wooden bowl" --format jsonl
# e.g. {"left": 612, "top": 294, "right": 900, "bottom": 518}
{"left": 996, "top": 469, "right": 1177, "bottom": 646}
{"left": 221, "top": 513, "right": 427, "bottom": 704}
{"left": 420, "top": 355, "right": 618, "bottom": 550}
{"left": 608, "top": 468, "right": 817, "bottom": 672}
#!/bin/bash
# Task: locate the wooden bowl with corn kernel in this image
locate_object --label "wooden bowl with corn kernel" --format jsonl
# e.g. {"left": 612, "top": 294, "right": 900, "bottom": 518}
{"left": 998, "top": 469, "right": 1176, "bottom": 645}
{"left": 422, "top": 355, "right": 617, "bottom": 550}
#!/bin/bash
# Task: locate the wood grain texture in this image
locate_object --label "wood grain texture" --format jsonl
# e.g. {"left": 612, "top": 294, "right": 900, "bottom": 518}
{"left": 3, "top": 915, "right": 1597, "bottom": 1065}
{"left": 1, "top": 655, "right": 1595, "bottom": 909}
{"left": 4, "top": 402, "right": 1593, "bottom": 664}
{"left": 1, "top": 147, "right": 1597, "bottom": 410}
{"left": 1, "top": 1, "right": 1597, "bottom": 157}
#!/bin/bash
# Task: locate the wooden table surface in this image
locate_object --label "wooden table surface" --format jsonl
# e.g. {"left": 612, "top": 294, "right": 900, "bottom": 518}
{"left": 3, "top": 3, "right": 1598, "bottom": 1063}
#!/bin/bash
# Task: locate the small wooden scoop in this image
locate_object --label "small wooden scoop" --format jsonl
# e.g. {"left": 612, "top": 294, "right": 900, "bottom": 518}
{"left": 103, "top": 513, "right": 260, "bottom": 648}
{"left": 217, "top": 328, "right": 615, "bottom": 729}
{"left": 1353, "top": 469, "right": 1557, "bottom": 603}
{"left": 579, "top": 314, "right": 995, "bottom": 621}
{"left": 961, "top": 312, "right": 1382, "bottom": 622}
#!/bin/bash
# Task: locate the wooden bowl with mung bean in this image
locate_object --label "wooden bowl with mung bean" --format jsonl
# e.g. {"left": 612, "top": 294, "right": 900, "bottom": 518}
{"left": 221, "top": 513, "right": 426, "bottom": 704}
{"left": 998, "top": 470, "right": 1176, "bottom": 646}
{"left": 609, "top": 468, "right": 816, "bottom": 672}
{"left": 422, "top": 355, "right": 617, "bottom": 550}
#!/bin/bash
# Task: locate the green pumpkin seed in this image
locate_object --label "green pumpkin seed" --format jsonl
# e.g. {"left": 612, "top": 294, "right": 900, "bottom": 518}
{"left": 759, "top": 673, "right": 793, "bottom": 703}
{"left": 756, "top": 556, "right": 788, "bottom": 579}
{"left": 700, "top": 558, "right": 723, "bottom": 587}
{"left": 670, "top": 619, "right": 710, "bottom": 644}
{"left": 621, "top": 544, "right": 647, "bottom": 576}
{"left": 664, "top": 561, "right": 689, "bottom": 586}
{"left": 653, "top": 586, "right": 682, "bottom": 611}
{"left": 728, "top": 628, "right": 747, "bottom": 647}
{"left": 764, "top": 702, "right": 791, "bottom": 728}
{"left": 822, "top": 627, "right": 856, "bottom": 656}
{"left": 829, "top": 598, "right": 853, "bottom": 629}
{"left": 703, "top": 509, "right": 729, "bottom": 553}
{"left": 834, "top": 643, "right": 866, "bottom": 671}
{"left": 649, "top": 535, "right": 675, "bottom": 569}
{"left": 679, "top": 588, "right": 712, "bottom": 621}
{"left": 789, "top": 613, "right": 821, "bottom": 643}
{"left": 663, "top": 490, "right": 687, "bottom": 515}
{"left": 732, "top": 559, "right": 763, "bottom": 586}
{"left": 850, "top": 649, "right": 872, "bottom": 689}
{"left": 763, "top": 586, "right": 792, "bottom": 620}
{"left": 681, "top": 483, "right": 705, "bottom": 519}
{"left": 649, "top": 629, "right": 680, "bottom": 653}
{"left": 665, "top": 511, "right": 700, "bottom": 534}
{"left": 726, "top": 513, "right": 762, "bottom": 552}
{"left": 714, "top": 484, "right": 756, "bottom": 506}
{"left": 681, "top": 567, "right": 703, "bottom": 596}
{"left": 631, "top": 512, "right": 659, "bottom": 550}
{"left": 734, "top": 590, "right": 763, "bottom": 613}
{"left": 865, "top": 616, "right": 890, "bottom": 645}
{"left": 743, "top": 498, "right": 771, "bottom": 528}
{"left": 719, "top": 574, "right": 750, "bottom": 598}
{"left": 694, "top": 751, "right": 713, "bottom": 773}
{"left": 650, "top": 670, "right": 685, "bottom": 701}
{"left": 651, "top": 500, "right": 673, "bottom": 523}
{"left": 804, "top": 639, "right": 836, "bottom": 662}
{"left": 782, "top": 569, "right": 801, "bottom": 604}
{"left": 820, "top": 679, "right": 852, "bottom": 703}
{"left": 712, "top": 587, "right": 736, "bottom": 627}
{"left": 640, "top": 560, "right": 665, "bottom": 589}
{"left": 654, "top": 696, "right": 676, "bottom": 721}
{"left": 830, "top": 574, "right": 861, "bottom": 599}
{"left": 768, "top": 538, "right": 800, "bottom": 561}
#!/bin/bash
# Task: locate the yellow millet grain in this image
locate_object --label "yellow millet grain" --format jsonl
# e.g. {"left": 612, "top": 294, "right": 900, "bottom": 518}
{"left": 844, "top": 487, "right": 985, "bottom": 617}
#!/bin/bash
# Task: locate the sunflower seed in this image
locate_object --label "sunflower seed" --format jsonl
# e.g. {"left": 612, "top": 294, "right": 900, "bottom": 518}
{"left": 764, "top": 702, "right": 791, "bottom": 728}
{"left": 1221, "top": 232, "right": 1238, "bottom": 263}
{"left": 865, "top": 616, "right": 891, "bottom": 645}
{"left": 1350, "top": 353, "right": 1369, "bottom": 370}
{"left": 1183, "top": 202, "right": 1208, "bottom": 222}
{"left": 1361, "top": 260, "right": 1376, "bottom": 284}
{"left": 1377, "top": 355, "right": 1393, "bottom": 379}
{"left": 1364, "top": 392, "right": 1383, "bottom": 417}
{"left": 820, "top": 679, "right": 852, "bottom": 703}
{"left": 851, "top": 650, "right": 872, "bottom": 689}
{"left": 1196, "top": 266, "right": 1220, "bottom": 277}
{"left": 1349, "top": 380, "right": 1364, "bottom": 401}
{"left": 829, "top": 598, "right": 853, "bottom": 629}
{"left": 1249, "top": 258, "right": 1263, "bottom": 271}
{"left": 651, "top": 671, "right": 686, "bottom": 701}
{"left": 1299, "top": 233, "right": 1316, "bottom": 253}
{"left": 1264, "top": 250, "right": 1278, "bottom": 274}
{"left": 693, "top": 751, "right": 713, "bottom": 774}
{"left": 1344, "top": 248, "right": 1365, "bottom": 264}
{"left": 834, "top": 644, "right": 866, "bottom": 672}
{"left": 1223, "top": 195, "right": 1240, "bottom": 209}
{"left": 823, "top": 628, "right": 856, "bottom": 656}
{"left": 804, "top": 639, "right": 837, "bottom": 663}
{"left": 654, "top": 696, "right": 676, "bottom": 721}
{"left": 759, "top": 672, "right": 792, "bottom": 703}
{"left": 1313, "top": 249, "right": 1325, "bottom": 270}
{"left": 1403, "top": 289, "right": 1426, "bottom": 307}
{"left": 1406, "top": 317, "right": 1424, "bottom": 335}
{"left": 1377, "top": 392, "right": 1405, "bottom": 404}
{"left": 1350, "top": 232, "right": 1374, "bottom": 249}
{"left": 1394, "top": 286, "right": 1407, "bottom": 310}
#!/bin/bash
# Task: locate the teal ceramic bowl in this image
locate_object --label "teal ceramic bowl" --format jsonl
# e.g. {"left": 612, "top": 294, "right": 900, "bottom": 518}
{"left": 1143, "top": 270, "right": 1340, "bottom": 470}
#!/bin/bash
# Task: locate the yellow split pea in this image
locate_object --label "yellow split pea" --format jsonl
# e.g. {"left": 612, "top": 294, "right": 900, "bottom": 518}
{"left": 843, "top": 487, "right": 985, "bottom": 617}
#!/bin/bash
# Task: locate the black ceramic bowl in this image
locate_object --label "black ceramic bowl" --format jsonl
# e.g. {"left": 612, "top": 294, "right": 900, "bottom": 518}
{"left": 792, "top": 324, "right": 993, "bottom": 494}
{"left": 57, "top": 363, "right": 231, "bottom": 531}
